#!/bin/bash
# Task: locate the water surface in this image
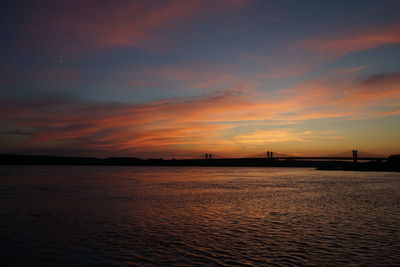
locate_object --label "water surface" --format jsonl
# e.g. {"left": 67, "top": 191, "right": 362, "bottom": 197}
{"left": 0, "top": 166, "right": 399, "bottom": 266}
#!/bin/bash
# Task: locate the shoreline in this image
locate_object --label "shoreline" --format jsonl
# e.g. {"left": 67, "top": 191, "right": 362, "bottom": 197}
{"left": 1, "top": 154, "right": 399, "bottom": 172}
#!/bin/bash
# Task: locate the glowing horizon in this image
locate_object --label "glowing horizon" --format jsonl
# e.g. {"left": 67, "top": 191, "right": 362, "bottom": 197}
{"left": 1, "top": 0, "right": 399, "bottom": 158}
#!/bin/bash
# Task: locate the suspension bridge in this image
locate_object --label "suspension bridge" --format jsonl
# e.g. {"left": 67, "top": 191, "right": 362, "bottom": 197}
{"left": 264, "top": 150, "right": 388, "bottom": 162}
{"left": 201, "top": 150, "right": 389, "bottom": 162}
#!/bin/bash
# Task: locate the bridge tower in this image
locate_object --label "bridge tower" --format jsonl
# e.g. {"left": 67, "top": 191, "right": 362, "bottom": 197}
{"left": 352, "top": 150, "right": 358, "bottom": 163}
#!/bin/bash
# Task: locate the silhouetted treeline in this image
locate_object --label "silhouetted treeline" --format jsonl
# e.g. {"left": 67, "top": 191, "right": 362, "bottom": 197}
{"left": 0, "top": 155, "right": 144, "bottom": 166}
{"left": 0, "top": 154, "right": 399, "bottom": 172}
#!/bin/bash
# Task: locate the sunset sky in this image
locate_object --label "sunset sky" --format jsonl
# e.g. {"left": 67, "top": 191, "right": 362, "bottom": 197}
{"left": 1, "top": 0, "right": 400, "bottom": 158}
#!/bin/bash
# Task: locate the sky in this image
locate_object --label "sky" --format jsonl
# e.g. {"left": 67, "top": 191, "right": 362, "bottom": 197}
{"left": 1, "top": 0, "right": 400, "bottom": 158}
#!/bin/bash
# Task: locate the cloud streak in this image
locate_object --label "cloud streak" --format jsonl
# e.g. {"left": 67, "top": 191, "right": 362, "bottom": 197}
{"left": 23, "top": 0, "right": 251, "bottom": 54}
{"left": 2, "top": 70, "right": 399, "bottom": 157}
{"left": 298, "top": 23, "right": 400, "bottom": 60}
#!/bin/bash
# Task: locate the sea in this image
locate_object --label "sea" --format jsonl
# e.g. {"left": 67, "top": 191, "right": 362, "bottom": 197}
{"left": 0, "top": 166, "right": 399, "bottom": 266}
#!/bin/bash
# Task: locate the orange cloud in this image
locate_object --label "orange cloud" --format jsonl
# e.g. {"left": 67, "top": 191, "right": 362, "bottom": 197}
{"left": 2, "top": 70, "right": 399, "bottom": 157}
{"left": 234, "top": 129, "right": 345, "bottom": 145}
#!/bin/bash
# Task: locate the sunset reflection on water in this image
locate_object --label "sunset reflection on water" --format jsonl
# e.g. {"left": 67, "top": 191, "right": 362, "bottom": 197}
{"left": 1, "top": 166, "right": 399, "bottom": 266}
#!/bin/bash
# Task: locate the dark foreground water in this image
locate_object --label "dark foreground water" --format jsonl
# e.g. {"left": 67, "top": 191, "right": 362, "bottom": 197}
{"left": 0, "top": 166, "right": 399, "bottom": 266}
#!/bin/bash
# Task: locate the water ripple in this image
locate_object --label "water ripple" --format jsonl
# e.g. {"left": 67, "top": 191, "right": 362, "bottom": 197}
{"left": 0, "top": 166, "right": 399, "bottom": 266}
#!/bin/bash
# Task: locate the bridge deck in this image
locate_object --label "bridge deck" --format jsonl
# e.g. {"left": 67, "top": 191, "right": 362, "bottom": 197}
{"left": 272, "top": 157, "right": 386, "bottom": 160}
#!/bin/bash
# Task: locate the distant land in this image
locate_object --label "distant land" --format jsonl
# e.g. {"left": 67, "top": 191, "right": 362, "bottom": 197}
{"left": 1, "top": 154, "right": 399, "bottom": 172}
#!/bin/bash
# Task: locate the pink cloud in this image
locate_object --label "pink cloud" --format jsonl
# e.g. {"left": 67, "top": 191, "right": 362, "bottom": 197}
{"left": 298, "top": 23, "right": 400, "bottom": 59}
{"left": 379, "top": 109, "right": 400, "bottom": 116}
{"left": 25, "top": 0, "right": 252, "bottom": 54}
{"left": 277, "top": 72, "right": 400, "bottom": 121}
